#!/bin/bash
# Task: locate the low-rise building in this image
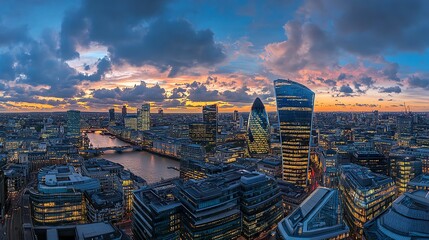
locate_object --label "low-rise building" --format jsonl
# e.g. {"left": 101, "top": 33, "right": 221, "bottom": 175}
{"left": 132, "top": 182, "right": 181, "bottom": 240}
{"left": 364, "top": 190, "right": 429, "bottom": 239}
{"left": 339, "top": 164, "right": 396, "bottom": 239}
{"left": 86, "top": 190, "right": 124, "bottom": 223}
{"left": 276, "top": 187, "right": 349, "bottom": 240}
{"left": 30, "top": 165, "right": 100, "bottom": 225}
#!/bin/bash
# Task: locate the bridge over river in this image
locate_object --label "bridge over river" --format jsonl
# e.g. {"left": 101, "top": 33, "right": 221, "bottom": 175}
{"left": 80, "top": 145, "right": 142, "bottom": 154}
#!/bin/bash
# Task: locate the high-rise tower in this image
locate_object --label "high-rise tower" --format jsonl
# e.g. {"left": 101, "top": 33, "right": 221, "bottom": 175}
{"left": 137, "top": 103, "right": 150, "bottom": 131}
{"left": 274, "top": 79, "right": 315, "bottom": 187}
{"left": 247, "top": 97, "right": 270, "bottom": 156}
{"left": 67, "top": 110, "right": 81, "bottom": 138}
{"left": 202, "top": 104, "right": 217, "bottom": 144}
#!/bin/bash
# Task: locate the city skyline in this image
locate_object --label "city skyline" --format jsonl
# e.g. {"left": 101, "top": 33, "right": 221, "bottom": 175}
{"left": 1, "top": 1, "right": 429, "bottom": 239}
{"left": 1, "top": 1, "right": 429, "bottom": 113}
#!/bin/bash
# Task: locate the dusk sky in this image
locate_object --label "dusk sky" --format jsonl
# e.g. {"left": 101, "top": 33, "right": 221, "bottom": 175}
{"left": 1, "top": 0, "right": 429, "bottom": 113}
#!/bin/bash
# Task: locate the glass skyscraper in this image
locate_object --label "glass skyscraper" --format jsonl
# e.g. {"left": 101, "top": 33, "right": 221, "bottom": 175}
{"left": 67, "top": 110, "right": 81, "bottom": 138}
{"left": 202, "top": 104, "right": 218, "bottom": 145}
{"left": 137, "top": 103, "right": 150, "bottom": 131}
{"left": 274, "top": 79, "right": 315, "bottom": 187}
{"left": 247, "top": 97, "right": 270, "bottom": 156}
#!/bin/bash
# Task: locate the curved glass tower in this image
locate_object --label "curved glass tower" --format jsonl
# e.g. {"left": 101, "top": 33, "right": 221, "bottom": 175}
{"left": 247, "top": 97, "right": 270, "bottom": 156}
{"left": 274, "top": 79, "right": 315, "bottom": 187}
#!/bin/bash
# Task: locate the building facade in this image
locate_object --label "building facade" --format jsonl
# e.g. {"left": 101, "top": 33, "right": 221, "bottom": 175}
{"left": 30, "top": 165, "right": 100, "bottom": 225}
{"left": 364, "top": 190, "right": 429, "bottom": 239}
{"left": 339, "top": 164, "right": 396, "bottom": 239}
{"left": 247, "top": 97, "right": 270, "bottom": 156}
{"left": 276, "top": 187, "right": 349, "bottom": 240}
{"left": 138, "top": 103, "right": 151, "bottom": 131}
{"left": 240, "top": 173, "right": 283, "bottom": 239}
{"left": 202, "top": 104, "right": 218, "bottom": 145}
{"left": 390, "top": 153, "right": 422, "bottom": 194}
{"left": 67, "top": 110, "right": 81, "bottom": 138}
{"left": 274, "top": 79, "right": 315, "bottom": 187}
{"left": 132, "top": 183, "right": 181, "bottom": 240}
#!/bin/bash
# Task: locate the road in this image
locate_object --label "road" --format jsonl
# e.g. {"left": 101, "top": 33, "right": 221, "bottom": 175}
{"left": 4, "top": 178, "right": 35, "bottom": 240}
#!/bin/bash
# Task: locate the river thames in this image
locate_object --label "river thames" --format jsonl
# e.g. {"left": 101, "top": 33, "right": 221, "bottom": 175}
{"left": 86, "top": 131, "right": 180, "bottom": 183}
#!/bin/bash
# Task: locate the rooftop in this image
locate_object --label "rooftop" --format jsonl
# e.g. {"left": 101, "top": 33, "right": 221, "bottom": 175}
{"left": 277, "top": 187, "right": 349, "bottom": 239}
{"left": 340, "top": 164, "right": 394, "bottom": 189}
{"left": 364, "top": 190, "right": 429, "bottom": 239}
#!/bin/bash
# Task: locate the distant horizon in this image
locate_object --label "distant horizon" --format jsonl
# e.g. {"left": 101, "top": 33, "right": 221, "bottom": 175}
{"left": 0, "top": 1, "right": 428, "bottom": 112}
{"left": 0, "top": 110, "right": 427, "bottom": 114}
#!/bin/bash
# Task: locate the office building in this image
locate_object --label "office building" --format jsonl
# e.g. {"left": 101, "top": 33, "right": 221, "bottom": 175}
{"left": 390, "top": 153, "right": 422, "bottom": 194}
{"left": 233, "top": 110, "right": 239, "bottom": 122}
{"left": 122, "top": 105, "right": 127, "bottom": 121}
{"left": 351, "top": 151, "right": 388, "bottom": 175}
{"left": 274, "top": 79, "right": 315, "bottom": 187}
{"left": 124, "top": 115, "right": 138, "bottom": 130}
{"left": 339, "top": 164, "right": 396, "bottom": 239}
{"left": 177, "top": 172, "right": 241, "bottom": 240}
{"left": 115, "top": 171, "right": 137, "bottom": 213}
{"left": 67, "top": 110, "right": 81, "bottom": 138}
{"left": 86, "top": 190, "right": 124, "bottom": 223}
{"left": 257, "top": 158, "right": 282, "bottom": 178}
{"left": 30, "top": 165, "right": 100, "bottom": 225}
{"left": 31, "top": 222, "right": 124, "bottom": 240}
{"left": 247, "top": 97, "right": 270, "bottom": 156}
{"left": 407, "top": 173, "right": 429, "bottom": 192}
{"left": 396, "top": 115, "right": 413, "bottom": 137}
{"left": 276, "top": 187, "right": 349, "bottom": 239}
{"left": 240, "top": 172, "right": 283, "bottom": 239}
{"left": 189, "top": 123, "right": 216, "bottom": 146}
{"left": 132, "top": 182, "right": 181, "bottom": 240}
{"left": 109, "top": 108, "right": 115, "bottom": 122}
{"left": 202, "top": 104, "right": 218, "bottom": 144}
{"left": 81, "top": 158, "right": 124, "bottom": 191}
{"left": 138, "top": 103, "right": 151, "bottom": 131}
{"left": 364, "top": 190, "right": 429, "bottom": 239}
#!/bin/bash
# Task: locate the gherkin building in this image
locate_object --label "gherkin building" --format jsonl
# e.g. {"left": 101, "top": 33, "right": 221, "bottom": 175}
{"left": 247, "top": 97, "right": 270, "bottom": 156}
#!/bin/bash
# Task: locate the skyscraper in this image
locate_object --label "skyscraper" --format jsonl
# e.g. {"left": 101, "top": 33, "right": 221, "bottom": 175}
{"left": 202, "top": 104, "right": 217, "bottom": 144}
{"left": 233, "top": 110, "right": 239, "bottom": 121}
{"left": 109, "top": 108, "right": 115, "bottom": 122}
{"left": 121, "top": 105, "right": 127, "bottom": 121}
{"left": 137, "top": 103, "right": 150, "bottom": 131}
{"left": 247, "top": 97, "right": 270, "bottom": 156}
{"left": 67, "top": 110, "right": 81, "bottom": 138}
{"left": 274, "top": 79, "right": 315, "bottom": 187}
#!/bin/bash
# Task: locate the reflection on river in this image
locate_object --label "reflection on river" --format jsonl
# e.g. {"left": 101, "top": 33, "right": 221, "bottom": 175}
{"left": 86, "top": 131, "right": 180, "bottom": 183}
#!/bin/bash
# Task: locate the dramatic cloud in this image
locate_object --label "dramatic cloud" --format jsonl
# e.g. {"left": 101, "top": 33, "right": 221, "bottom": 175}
{"left": 186, "top": 81, "right": 222, "bottom": 102}
{"left": 0, "top": 28, "right": 112, "bottom": 99}
{"left": 339, "top": 85, "right": 353, "bottom": 94}
{"left": 262, "top": 21, "right": 336, "bottom": 73}
{"left": 60, "top": 0, "right": 225, "bottom": 77}
{"left": 408, "top": 76, "right": 429, "bottom": 90}
{"left": 379, "top": 86, "right": 401, "bottom": 93}
{"left": 0, "top": 24, "right": 29, "bottom": 46}
{"left": 91, "top": 81, "right": 166, "bottom": 103}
